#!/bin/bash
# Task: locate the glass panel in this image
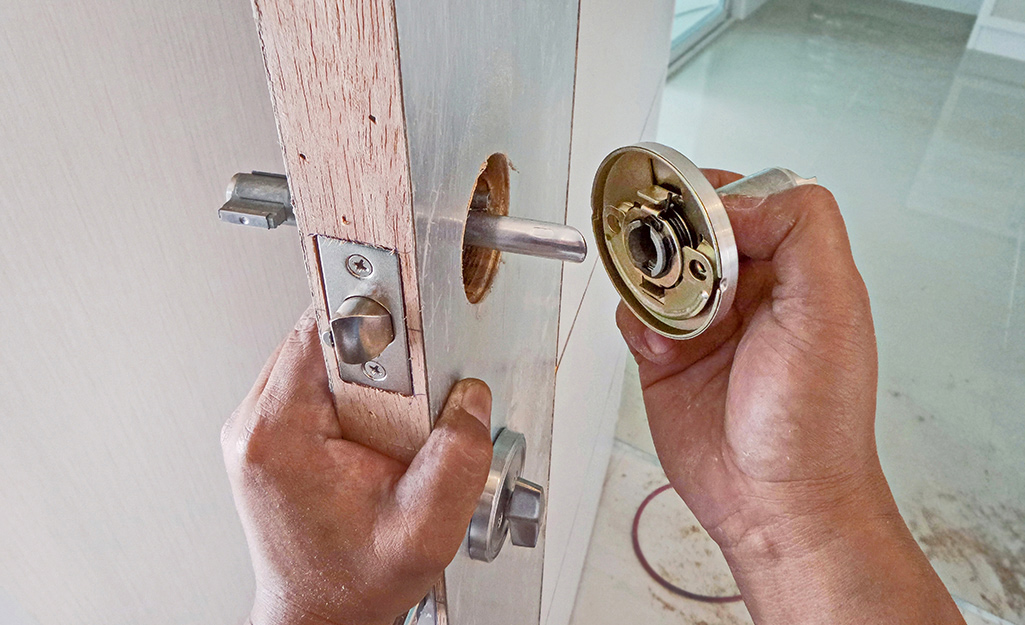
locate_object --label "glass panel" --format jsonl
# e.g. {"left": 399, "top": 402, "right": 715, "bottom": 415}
{"left": 670, "top": 0, "right": 729, "bottom": 64}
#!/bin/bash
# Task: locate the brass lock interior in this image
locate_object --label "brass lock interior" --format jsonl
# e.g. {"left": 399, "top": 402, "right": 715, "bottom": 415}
{"left": 592, "top": 143, "right": 738, "bottom": 339}
{"left": 592, "top": 143, "right": 816, "bottom": 339}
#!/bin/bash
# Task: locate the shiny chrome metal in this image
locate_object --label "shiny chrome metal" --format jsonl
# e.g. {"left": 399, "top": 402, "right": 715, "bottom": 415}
{"left": 507, "top": 478, "right": 544, "bottom": 548}
{"left": 404, "top": 583, "right": 447, "bottom": 625}
{"left": 218, "top": 172, "right": 587, "bottom": 264}
{"left": 362, "top": 360, "right": 387, "bottom": 382}
{"left": 717, "top": 167, "right": 817, "bottom": 198}
{"left": 346, "top": 254, "right": 374, "bottom": 279}
{"left": 218, "top": 172, "right": 295, "bottom": 229}
{"left": 464, "top": 212, "right": 587, "bottom": 264}
{"left": 592, "top": 142, "right": 814, "bottom": 339}
{"left": 467, "top": 429, "right": 545, "bottom": 563}
{"left": 317, "top": 237, "right": 413, "bottom": 395}
{"left": 330, "top": 296, "right": 395, "bottom": 365}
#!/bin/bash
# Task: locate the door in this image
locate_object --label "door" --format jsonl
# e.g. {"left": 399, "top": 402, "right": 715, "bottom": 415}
{"left": 246, "top": 1, "right": 578, "bottom": 623}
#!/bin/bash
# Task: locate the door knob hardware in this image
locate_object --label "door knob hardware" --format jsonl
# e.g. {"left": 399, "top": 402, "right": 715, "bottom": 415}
{"left": 462, "top": 212, "right": 586, "bottom": 264}
{"left": 592, "top": 143, "right": 815, "bottom": 340}
{"left": 218, "top": 172, "right": 295, "bottom": 229}
{"left": 317, "top": 237, "right": 414, "bottom": 395}
{"left": 506, "top": 477, "right": 544, "bottom": 548}
{"left": 467, "top": 429, "right": 546, "bottom": 563}
{"left": 219, "top": 172, "right": 586, "bottom": 264}
{"left": 404, "top": 585, "right": 443, "bottom": 625}
{"left": 330, "top": 296, "right": 396, "bottom": 365}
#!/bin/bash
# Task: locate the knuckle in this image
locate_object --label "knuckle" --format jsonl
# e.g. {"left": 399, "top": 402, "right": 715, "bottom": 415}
{"left": 219, "top": 409, "right": 239, "bottom": 451}
{"left": 235, "top": 410, "right": 281, "bottom": 473}
{"left": 799, "top": 183, "right": 838, "bottom": 208}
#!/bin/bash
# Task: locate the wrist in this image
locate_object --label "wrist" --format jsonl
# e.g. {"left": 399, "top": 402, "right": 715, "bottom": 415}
{"left": 714, "top": 462, "right": 901, "bottom": 568}
{"left": 711, "top": 467, "right": 965, "bottom": 623}
{"left": 248, "top": 588, "right": 394, "bottom": 625}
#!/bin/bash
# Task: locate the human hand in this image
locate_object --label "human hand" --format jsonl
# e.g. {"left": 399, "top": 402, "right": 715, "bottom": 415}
{"left": 618, "top": 171, "right": 965, "bottom": 623}
{"left": 222, "top": 309, "right": 493, "bottom": 625}
{"left": 618, "top": 169, "right": 888, "bottom": 555}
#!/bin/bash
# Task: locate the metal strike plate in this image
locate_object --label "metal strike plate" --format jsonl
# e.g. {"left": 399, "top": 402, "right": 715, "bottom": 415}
{"left": 316, "top": 236, "right": 413, "bottom": 395}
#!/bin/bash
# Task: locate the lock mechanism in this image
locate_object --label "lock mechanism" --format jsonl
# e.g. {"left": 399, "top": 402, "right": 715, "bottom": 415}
{"left": 467, "top": 429, "right": 545, "bottom": 563}
{"left": 592, "top": 142, "right": 815, "bottom": 339}
{"left": 317, "top": 237, "right": 414, "bottom": 395}
{"left": 218, "top": 171, "right": 588, "bottom": 395}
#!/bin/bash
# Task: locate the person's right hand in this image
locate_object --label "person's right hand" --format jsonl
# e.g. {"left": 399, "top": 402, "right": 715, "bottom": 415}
{"left": 617, "top": 171, "right": 965, "bottom": 623}
{"left": 618, "top": 171, "right": 884, "bottom": 550}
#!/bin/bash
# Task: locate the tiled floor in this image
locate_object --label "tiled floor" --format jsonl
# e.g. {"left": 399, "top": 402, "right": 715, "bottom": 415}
{"left": 571, "top": 0, "right": 1025, "bottom": 623}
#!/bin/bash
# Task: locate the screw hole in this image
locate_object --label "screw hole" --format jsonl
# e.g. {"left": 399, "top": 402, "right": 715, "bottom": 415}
{"left": 689, "top": 259, "right": 708, "bottom": 281}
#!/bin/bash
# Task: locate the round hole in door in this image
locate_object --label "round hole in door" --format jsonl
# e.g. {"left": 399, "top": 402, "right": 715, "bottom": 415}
{"left": 462, "top": 153, "right": 510, "bottom": 304}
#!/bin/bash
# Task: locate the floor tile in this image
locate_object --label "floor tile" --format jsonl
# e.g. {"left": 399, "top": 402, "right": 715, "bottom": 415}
{"left": 569, "top": 444, "right": 753, "bottom": 625}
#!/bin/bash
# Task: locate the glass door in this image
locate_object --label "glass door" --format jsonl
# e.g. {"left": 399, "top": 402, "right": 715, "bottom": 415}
{"left": 669, "top": 0, "right": 731, "bottom": 71}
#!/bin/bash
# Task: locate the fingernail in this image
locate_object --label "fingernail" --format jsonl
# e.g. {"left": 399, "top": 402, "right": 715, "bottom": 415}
{"left": 456, "top": 380, "right": 492, "bottom": 427}
{"left": 645, "top": 329, "right": 675, "bottom": 356}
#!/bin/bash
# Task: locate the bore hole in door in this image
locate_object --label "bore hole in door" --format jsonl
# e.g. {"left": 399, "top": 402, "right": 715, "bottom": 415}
{"left": 462, "top": 153, "right": 510, "bottom": 304}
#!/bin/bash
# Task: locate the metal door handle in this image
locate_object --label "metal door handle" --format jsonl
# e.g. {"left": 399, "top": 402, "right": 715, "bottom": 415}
{"left": 219, "top": 172, "right": 586, "bottom": 263}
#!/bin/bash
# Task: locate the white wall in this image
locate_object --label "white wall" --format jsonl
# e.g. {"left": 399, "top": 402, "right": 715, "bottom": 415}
{"left": 543, "top": 1, "right": 674, "bottom": 624}
{"left": 0, "top": 1, "right": 307, "bottom": 623}
{"left": 993, "top": 0, "right": 1025, "bottom": 20}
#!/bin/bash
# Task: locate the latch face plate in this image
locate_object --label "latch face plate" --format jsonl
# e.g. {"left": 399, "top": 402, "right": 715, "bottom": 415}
{"left": 316, "top": 236, "right": 414, "bottom": 395}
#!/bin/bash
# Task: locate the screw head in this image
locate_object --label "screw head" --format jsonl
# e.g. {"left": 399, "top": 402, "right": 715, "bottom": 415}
{"left": 346, "top": 254, "right": 373, "bottom": 278}
{"left": 362, "top": 360, "right": 387, "bottom": 381}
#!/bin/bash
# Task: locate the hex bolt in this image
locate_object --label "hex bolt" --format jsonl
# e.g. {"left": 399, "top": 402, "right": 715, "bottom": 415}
{"left": 507, "top": 478, "right": 545, "bottom": 548}
{"left": 346, "top": 254, "right": 374, "bottom": 278}
{"left": 362, "top": 360, "right": 387, "bottom": 381}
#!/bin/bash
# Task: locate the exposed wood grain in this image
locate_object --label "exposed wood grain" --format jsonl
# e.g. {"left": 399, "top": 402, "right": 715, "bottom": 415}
{"left": 251, "top": 0, "right": 430, "bottom": 462}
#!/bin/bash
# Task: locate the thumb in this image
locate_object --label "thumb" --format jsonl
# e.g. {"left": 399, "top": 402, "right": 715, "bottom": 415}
{"left": 392, "top": 379, "right": 493, "bottom": 567}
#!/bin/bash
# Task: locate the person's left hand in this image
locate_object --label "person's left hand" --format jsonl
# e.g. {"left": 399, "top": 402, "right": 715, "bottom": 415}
{"left": 222, "top": 308, "right": 494, "bottom": 625}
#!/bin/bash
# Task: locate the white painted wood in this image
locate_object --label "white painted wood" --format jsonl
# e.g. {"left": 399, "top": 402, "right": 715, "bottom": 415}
{"left": 545, "top": 1, "right": 675, "bottom": 624}
{"left": 0, "top": 0, "right": 304, "bottom": 623}
{"left": 251, "top": 0, "right": 579, "bottom": 623}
